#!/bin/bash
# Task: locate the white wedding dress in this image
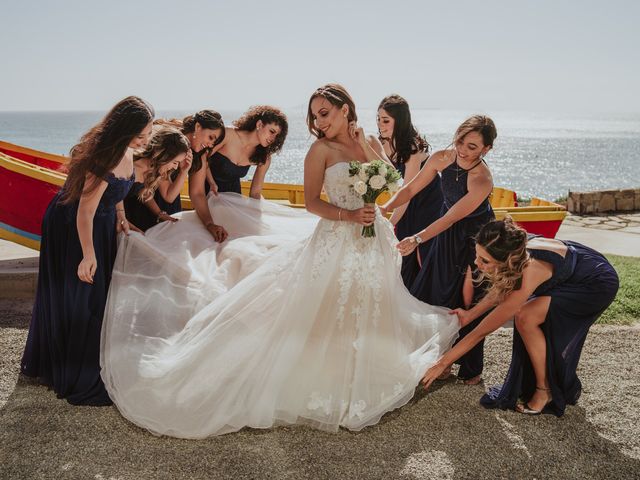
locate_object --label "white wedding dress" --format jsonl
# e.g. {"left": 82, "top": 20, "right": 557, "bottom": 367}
{"left": 101, "top": 162, "right": 459, "bottom": 438}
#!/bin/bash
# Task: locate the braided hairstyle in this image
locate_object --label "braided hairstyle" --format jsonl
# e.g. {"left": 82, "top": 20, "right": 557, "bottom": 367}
{"left": 475, "top": 217, "right": 531, "bottom": 301}
{"left": 181, "top": 110, "right": 225, "bottom": 173}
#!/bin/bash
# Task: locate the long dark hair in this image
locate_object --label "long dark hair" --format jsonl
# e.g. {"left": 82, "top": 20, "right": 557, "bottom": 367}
{"left": 233, "top": 106, "right": 288, "bottom": 165}
{"left": 61, "top": 96, "right": 154, "bottom": 203}
{"left": 133, "top": 127, "right": 190, "bottom": 201}
{"left": 306, "top": 83, "right": 357, "bottom": 139}
{"left": 377, "top": 94, "right": 429, "bottom": 164}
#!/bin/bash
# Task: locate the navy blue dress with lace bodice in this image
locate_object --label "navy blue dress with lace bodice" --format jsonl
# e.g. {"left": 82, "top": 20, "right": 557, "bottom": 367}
{"left": 205, "top": 152, "right": 251, "bottom": 195}
{"left": 410, "top": 158, "right": 494, "bottom": 379}
{"left": 393, "top": 159, "right": 443, "bottom": 288}
{"left": 481, "top": 240, "right": 619, "bottom": 415}
{"left": 21, "top": 171, "right": 134, "bottom": 405}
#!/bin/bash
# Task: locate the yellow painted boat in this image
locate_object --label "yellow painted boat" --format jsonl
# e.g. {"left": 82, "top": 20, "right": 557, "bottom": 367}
{"left": 0, "top": 140, "right": 566, "bottom": 251}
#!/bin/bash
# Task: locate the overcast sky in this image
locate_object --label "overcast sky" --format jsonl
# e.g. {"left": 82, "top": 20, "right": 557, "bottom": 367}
{"left": 1, "top": 0, "right": 638, "bottom": 113}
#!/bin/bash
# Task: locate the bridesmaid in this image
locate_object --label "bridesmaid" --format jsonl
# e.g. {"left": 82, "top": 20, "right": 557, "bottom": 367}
{"left": 21, "top": 96, "right": 154, "bottom": 405}
{"left": 422, "top": 218, "right": 619, "bottom": 416}
{"left": 204, "top": 105, "right": 288, "bottom": 198}
{"left": 123, "top": 127, "right": 191, "bottom": 232}
{"left": 377, "top": 94, "right": 443, "bottom": 287}
{"left": 381, "top": 115, "right": 497, "bottom": 384}
{"left": 156, "top": 110, "right": 227, "bottom": 242}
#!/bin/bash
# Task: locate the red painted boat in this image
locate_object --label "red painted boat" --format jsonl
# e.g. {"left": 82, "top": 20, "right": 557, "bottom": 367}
{"left": 0, "top": 140, "right": 567, "bottom": 250}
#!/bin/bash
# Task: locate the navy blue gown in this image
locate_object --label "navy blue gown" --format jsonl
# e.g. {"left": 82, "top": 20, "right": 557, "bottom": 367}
{"left": 21, "top": 172, "right": 134, "bottom": 406}
{"left": 410, "top": 158, "right": 495, "bottom": 379}
{"left": 480, "top": 241, "right": 619, "bottom": 416}
{"left": 393, "top": 159, "right": 443, "bottom": 288}
{"left": 205, "top": 152, "right": 251, "bottom": 195}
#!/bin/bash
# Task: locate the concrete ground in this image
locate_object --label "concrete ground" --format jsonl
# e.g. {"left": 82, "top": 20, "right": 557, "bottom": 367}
{"left": 1, "top": 214, "right": 639, "bottom": 479}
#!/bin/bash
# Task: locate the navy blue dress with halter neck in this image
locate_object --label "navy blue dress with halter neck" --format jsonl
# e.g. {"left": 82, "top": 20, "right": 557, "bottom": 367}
{"left": 21, "top": 171, "right": 134, "bottom": 406}
{"left": 480, "top": 240, "right": 619, "bottom": 415}
{"left": 410, "top": 157, "right": 494, "bottom": 379}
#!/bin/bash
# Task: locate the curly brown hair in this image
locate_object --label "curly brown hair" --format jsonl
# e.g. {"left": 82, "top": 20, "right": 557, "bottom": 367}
{"left": 233, "top": 106, "right": 288, "bottom": 165}
{"left": 475, "top": 217, "right": 531, "bottom": 301}
{"left": 133, "top": 127, "right": 190, "bottom": 202}
{"left": 306, "top": 83, "right": 357, "bottom": 139}
{"left": 61, "top": 96, "right": 154, "bottom": 203}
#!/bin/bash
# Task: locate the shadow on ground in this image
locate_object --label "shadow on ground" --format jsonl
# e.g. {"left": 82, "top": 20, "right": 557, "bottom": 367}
{"left": 1, "top": 300, "right": 639, "bottom": 480}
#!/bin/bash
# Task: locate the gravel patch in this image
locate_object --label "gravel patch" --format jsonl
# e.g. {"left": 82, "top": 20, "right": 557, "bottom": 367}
{"left": 1, "top": 300, "right": 639, "bottom": 480}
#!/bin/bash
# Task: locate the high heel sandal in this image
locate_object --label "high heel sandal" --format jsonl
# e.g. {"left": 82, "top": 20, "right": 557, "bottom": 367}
{"left": 516, "top": 386, "right": 552, "bottom": 415}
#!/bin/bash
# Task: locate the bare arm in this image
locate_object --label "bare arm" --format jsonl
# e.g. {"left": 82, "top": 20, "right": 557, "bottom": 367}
{"left": 157, "top": 166, "right": 189, "bottom": 203}
{"left": 396, "top": 164, "right": 492, "bottom": 255}
{"left": 382, "top": 151, "right": 443, "bottom": 213}
{"left": 188, "top": 161, "right": 228, "bottom": 242}
{"left": 76, "top": 174, "right": 109, "bottom": 283}
{"left": 249, "top": 157, "right": 270, "bottom": 199}
{"left": 388, "top": 152, "right": 424, "bottom": 225}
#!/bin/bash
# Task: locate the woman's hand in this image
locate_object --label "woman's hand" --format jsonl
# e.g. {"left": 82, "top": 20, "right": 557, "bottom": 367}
{"left": 449, "top": 308, "right": 474, "bottom": 328}
{"left": 208, "top": 178, "right": 219, "bottom": 196}
{"left": 378, "top": 205, "right": 389, "bottom": 217}
{"left": 206, "top": 223, "right": 228, "bottom": 243}
{"left": 397, "top": 236, "right": 418, "bottom": 256}
{"left": 180, "top": 149, "right": 193, "bottom": 172}
{"left": 116, "top": 217, "right": 131, "bottom": 235}
{"left": 345, "top": 205, "right": 375, "bottom": 226}
{"left": 158, "top": 212, "right": 179, "bottom": 224}
{"left": 422, "top": 359, "right": 451, "bottom": 391}
{"left": 349, "top": 122, "right": 367, "bottom": 149}
{"left": 77, "top": 254, "right": 97, "bottom": 284}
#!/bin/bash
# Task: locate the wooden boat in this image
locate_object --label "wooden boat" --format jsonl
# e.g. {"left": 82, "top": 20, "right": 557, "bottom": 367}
{"left": 0, "top": 140, "right": 567, "bottom": 251}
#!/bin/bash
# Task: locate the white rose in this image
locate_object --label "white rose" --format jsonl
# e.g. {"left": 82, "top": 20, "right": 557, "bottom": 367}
{"left": 353, "top": 180, "right": 368, "bottom": 195}
{"left": 358, "top": 168, "right": 368, "bottom": 181}
{"left": 348, "top": 174, "right": 359, "bottom": 185}
{"left": 378, "top": 165, "right": 387, "bottom": 177}
{"left": 388, "top": 181, "right": 400, "bottom": 193}
{"left": 369, "top": 175, "right": 386, "bottom": 190}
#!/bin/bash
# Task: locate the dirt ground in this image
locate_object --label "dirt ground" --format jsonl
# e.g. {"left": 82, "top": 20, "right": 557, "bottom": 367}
{"left": 1, "top": 299, "right": 639, "bottom": 480}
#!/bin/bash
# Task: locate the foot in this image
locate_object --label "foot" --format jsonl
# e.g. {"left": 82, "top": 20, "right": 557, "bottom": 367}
{"left": 462, "top": 374, "right": 482, "bottom": 386}
{"left": 516, "top": 386, "right": 552, "bottom": 415}
{"left": 437, "top": 365, "right": 453, "bottom": 380}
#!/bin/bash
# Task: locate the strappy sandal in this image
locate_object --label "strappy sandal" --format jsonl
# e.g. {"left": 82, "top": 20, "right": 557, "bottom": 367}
{"left": 516, "top": 386, "right": 552, "bottom": 415}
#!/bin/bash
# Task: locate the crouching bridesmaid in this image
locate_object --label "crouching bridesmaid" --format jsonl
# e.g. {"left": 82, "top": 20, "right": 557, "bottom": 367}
{"left": 422, "top": 218, "right": 619, "bottom": 416}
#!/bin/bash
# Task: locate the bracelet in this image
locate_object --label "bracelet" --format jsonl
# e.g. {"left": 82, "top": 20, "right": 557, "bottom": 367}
{"left": 338, "top": 208, "right": 343, "bottom": 221}
{"left": 116, "top": 208, "right": 125, "bottom": 213}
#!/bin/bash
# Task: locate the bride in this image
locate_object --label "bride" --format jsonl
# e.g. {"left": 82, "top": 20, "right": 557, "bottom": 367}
{"left": 100, "top": 84, "right": 459, "bottom": 438}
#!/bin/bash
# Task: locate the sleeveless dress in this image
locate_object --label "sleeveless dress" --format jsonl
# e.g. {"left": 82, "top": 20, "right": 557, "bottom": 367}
{"left": 21, "top": 172, "right": 134, "bottom": 406}
{"left": 480, "top": 240, "right": 619, "bottom": 416}
{"left": 393, "top": 159, "right": 443, "bottom": 288}
{"left": 204, "top": 151, "right": 251, "bottom": 195}
{"left": 410, "top": 158, "right": 495, "bottom": 379}
{"left": 101, "top": 161, "right": 459, "bottom": 438}
{"left": 123, "top": 182, "right": 156, "bottom": 232}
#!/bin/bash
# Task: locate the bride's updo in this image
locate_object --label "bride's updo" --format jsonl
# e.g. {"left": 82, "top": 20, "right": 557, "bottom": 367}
{"left": 306, "top": 83, "right": 357, "bottom": 139}
{"left": 476, "top": 217, "right": 531, "bottom": 301}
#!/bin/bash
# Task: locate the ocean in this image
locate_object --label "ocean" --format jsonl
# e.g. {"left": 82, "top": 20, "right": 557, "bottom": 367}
{"left": 1, "top": 109, "right": 639, "bottom": 201}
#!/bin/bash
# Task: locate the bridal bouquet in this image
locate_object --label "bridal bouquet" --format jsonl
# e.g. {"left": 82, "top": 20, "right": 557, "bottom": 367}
{"left": 348, "top": 159, "right": 402, "bottom": 237}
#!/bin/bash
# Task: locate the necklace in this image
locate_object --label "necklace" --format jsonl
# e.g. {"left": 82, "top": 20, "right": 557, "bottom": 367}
{"left": 454, "top": 155, "right": 483, "bottom": 182}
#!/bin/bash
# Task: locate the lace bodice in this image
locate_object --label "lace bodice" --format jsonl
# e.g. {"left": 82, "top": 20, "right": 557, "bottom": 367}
{"left": 323, "top": 162, "right": 365, "bottom": 210}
